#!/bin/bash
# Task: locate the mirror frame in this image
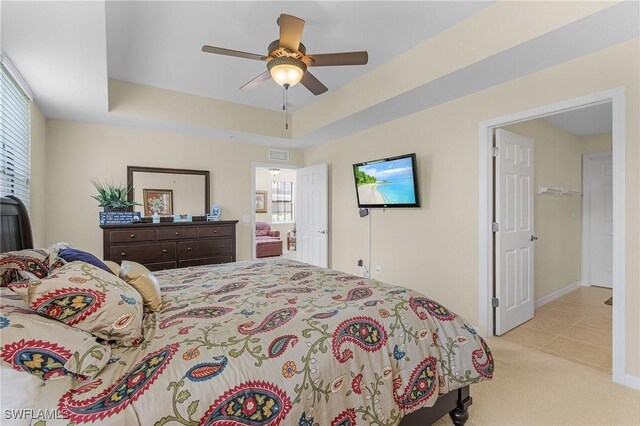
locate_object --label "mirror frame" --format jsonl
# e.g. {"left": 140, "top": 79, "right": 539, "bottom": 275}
{"left": 127, "top": 166, "right": 210, "bottom": 217}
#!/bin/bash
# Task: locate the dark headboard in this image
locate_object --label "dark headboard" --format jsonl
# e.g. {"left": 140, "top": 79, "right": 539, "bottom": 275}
{"left": 1, "top": 195, "right": 33, "bottom": 252}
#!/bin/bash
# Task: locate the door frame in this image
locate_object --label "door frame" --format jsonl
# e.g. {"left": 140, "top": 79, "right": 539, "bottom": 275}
{"left": 478, "top": 87, "right": 626, "bottom": 385}
{"left": 251, "top": 162, "right": 299, "bottom": 260}
{"left": 582, "top": 152, "right": 614, "bottom": 287}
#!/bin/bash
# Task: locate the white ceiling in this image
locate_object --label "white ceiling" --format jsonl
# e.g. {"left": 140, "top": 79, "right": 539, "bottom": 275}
{"left": 105, "top": 1, "right": 490, "bottom": 111}
{"left": 1, "top": 1, "right": 638, "bottom": 148}
{"left": 543, "top": 102, "right": 612, "bottom": 137}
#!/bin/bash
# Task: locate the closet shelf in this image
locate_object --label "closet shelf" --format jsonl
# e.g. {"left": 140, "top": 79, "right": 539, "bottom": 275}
{"left": 537, "top": 186, "right": 581, "bottom": 196}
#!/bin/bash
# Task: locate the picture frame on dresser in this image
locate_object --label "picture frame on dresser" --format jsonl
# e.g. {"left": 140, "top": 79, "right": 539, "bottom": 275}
{"left": 143, "top": 188, "right": 173, "bottom": 216}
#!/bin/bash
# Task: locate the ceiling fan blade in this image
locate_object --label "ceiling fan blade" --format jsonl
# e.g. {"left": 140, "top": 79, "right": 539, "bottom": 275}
{"left": 202, "top": 45, "right": 267, "bottom": 61}
{"left": 307, "top": 51, "right": 368, "bottom": 67}
{"left": 300, "top": 71, "right": 328, "bottom": 96}
{"left": 278, "top": 14, "right": 305, "bottom": 51}
{"left": 239, "top": 71, "right": 272, "bottom": 90}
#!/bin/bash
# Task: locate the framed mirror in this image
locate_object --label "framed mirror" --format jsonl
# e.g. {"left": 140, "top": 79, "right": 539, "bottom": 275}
{"left": 127, "top": 166, "right": 210, "bottom": 218}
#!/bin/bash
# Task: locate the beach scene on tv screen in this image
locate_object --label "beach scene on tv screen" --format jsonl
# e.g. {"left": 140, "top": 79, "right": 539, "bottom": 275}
{"left": 355, "top": 157, "right": 416, "bottom": 205}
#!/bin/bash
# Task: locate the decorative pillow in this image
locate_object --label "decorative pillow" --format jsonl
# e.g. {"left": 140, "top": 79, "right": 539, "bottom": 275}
{"left": 0, "top": 288, "right": 111, "bottom": 381}
{"left": 57, "top": 248, "right": 113, "bottom": 275}
{"left": 119, "top": 261, "right": 163, "bottom": 312}
{"left": 103, "top": 260, "right": 121, "bottom": 276}
{"left": 8, "top": 261, "right": 144, "bottom": 347}
{"left": 0, "top": 249, "right": 64, "bottom": 286}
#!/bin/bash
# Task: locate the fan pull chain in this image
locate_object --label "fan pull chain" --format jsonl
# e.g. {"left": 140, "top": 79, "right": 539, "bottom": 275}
{"left": 283, "top": 84, "right": 289, "bottom": 130}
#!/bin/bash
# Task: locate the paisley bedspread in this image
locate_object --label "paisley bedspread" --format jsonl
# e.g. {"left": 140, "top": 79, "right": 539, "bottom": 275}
{"left": 33, "top": 259, "right": 493, "bottom": 425}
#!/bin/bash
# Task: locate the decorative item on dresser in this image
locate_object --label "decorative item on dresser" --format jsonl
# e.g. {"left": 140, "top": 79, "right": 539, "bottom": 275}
{"left": 101, "top": 220, "right": 238, "bottom": 271}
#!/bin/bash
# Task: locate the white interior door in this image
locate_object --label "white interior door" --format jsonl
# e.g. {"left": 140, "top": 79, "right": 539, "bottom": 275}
{"left": 296, "top": 163, "right": 328, "bottom": 267}
{"left": 583, "top": 152, "right": 613, "bottom": 288}
{"left": 495, "top": 129, "right": 535, "bottom": 335}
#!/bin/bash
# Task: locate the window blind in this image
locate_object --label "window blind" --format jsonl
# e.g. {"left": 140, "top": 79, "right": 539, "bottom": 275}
{"left": 0, "top": 62, "right": 31, "bottom": 210}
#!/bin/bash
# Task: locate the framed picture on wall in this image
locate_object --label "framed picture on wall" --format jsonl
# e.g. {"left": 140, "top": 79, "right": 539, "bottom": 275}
{"left": 255, "top": 190, "right": 267, "bottom": 213}
{"left": 143, "top": 189, "right": 173, "bottom": 216}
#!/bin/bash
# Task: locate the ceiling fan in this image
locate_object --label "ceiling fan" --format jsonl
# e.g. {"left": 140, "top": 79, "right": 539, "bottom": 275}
{"left": 201, "top": 14, "right": 369, "bottom": 96}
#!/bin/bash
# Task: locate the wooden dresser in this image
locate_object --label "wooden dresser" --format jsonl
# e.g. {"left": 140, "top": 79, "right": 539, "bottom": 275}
{"left": 100, "top": 220, "right": 238, "bottom": 271}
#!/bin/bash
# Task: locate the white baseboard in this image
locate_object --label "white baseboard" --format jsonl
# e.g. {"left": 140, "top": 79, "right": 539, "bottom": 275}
{"left": 625, "top": 374, "right": 640, "bottom": 390}
{"left": 534, "top": 281, "right": 583, "bottom": 309}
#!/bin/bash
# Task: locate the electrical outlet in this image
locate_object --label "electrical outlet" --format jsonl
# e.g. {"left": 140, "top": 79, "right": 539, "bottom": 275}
{"left": 357, "top": 259, "right": 363, "bottom": 267}
{"left": 375, "top": 265, "right": 381, "bottom": 274}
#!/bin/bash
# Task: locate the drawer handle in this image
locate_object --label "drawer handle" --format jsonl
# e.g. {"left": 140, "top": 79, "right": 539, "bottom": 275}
{"left": 130, "top": 234, "right": 135, "bottom": 239}
{"left": 162, "top": 249, "right": 168, "bottom": 253}
{"left": 121, "top": 252, "right": 127, "bottom": 257}
{"left": 175, "top": 232, "right": 179, "bottom": 236}
{"left": 213, "top": 230, "right": 218, "bottom": 233}
{"left": 219, "top": 244, "right": 225, "bottom": 249}
{"left": 187, "top": 247, "right": 192, "bottom": 251}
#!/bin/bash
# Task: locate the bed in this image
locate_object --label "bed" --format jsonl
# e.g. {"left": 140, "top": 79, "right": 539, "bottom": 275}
{"left": 0, "top": 195, "right": 493, "bottom": 425}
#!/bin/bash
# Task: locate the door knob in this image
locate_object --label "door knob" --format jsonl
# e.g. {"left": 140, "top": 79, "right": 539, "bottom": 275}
{"left": 530, "top": 235, "right": 538, "bottom": 241}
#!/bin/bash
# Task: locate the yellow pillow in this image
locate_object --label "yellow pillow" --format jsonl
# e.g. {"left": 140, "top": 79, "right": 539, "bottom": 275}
{"left": 119, "top": 261, "right": 163, "bottom": 312}
{"left": 103, "top": 260, "right": 121, "bottom": 276}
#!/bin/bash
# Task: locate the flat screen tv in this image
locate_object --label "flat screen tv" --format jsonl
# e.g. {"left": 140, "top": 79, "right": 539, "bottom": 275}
{"left": 353, "top": 153, "right": 420, "bottom": 208}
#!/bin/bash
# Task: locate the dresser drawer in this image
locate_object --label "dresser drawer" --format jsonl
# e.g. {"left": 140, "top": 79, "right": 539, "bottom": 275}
{"left": 178, "top": 239, "right": 232, "bottom": 259}
{"left": 197, "top": 225, "right": 234, "bottom": 238}
{"left": 157, "top": 226, "right": 197, "bottom": 240}
{"left": 110, "top": 229, "right": 155, "bottom": 243}
{"left": 110, "top": 243, "right": 176, "bottom": 263}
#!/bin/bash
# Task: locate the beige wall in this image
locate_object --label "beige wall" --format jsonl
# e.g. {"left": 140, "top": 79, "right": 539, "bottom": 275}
{"left": 503, "top": 120, "right": 583, "bottom": 301}
{"left": 44, "top": 120, "right": 303, "bottom": 260}
{"left": 580, "top": 132, "right": 612, "bottom": 154}
{"left": 29, "top": 102, "right": 46, "bottom": 247}
{"left": 305, "top": 39, "right": 639, "bottom": 376}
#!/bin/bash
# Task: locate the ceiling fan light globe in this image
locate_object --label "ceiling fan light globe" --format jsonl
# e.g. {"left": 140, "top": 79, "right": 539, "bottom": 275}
{"left": 268, "top": 57, "right": 306, "bottom": 87}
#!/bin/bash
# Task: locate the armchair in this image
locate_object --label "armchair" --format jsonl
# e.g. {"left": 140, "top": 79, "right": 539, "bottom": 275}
{"left": 256, "top": 222, "right": 280, "bottom": 239}
{"left": 255, "top": 222, "right": 282, "bottom": 258}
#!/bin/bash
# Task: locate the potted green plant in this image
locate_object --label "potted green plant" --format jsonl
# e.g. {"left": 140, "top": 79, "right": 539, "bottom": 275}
{"left": 91, "top": 180, "right": 140, "bottom": 212}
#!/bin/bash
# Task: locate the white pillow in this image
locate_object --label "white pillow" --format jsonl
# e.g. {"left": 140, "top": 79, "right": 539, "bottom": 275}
{"left": 0, "top": 363, "right": 45, "bottom": 426}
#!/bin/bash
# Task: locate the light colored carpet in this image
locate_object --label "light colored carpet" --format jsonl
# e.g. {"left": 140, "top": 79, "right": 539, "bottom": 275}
{"left": 435, "top": 337, "right": 640, "bottom": 425}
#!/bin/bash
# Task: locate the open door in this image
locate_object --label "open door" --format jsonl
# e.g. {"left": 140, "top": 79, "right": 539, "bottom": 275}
{"left": 495, "top": 129, "right": 535, "bottom": 335}
{"left": 296, "top": 163, "right": 328, "bottom": 267}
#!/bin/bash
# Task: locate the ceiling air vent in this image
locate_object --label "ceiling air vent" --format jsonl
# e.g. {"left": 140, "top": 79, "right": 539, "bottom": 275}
{"left": 269, "top": 149, "right": 290, "bottom": 162}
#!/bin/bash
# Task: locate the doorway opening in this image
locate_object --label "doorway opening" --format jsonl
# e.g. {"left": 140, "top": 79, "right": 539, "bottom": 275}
{"left": 493, "top": 103, "right": 613, "bottom": 374}
{"left": 252, "top": 164, "right": 298, "bottom": 261}
{"left": 478, "top": 88, "right": 626, "bottom": 385}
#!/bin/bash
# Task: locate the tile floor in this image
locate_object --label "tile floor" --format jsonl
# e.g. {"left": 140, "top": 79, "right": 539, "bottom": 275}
{"left": 499, "top": 285, "right": 612, "bottom": 373}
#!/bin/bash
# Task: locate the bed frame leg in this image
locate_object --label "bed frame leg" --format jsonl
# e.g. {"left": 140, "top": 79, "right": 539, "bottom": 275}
{"left": 448, "top": 386, "right": 472, "bottom": 426}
